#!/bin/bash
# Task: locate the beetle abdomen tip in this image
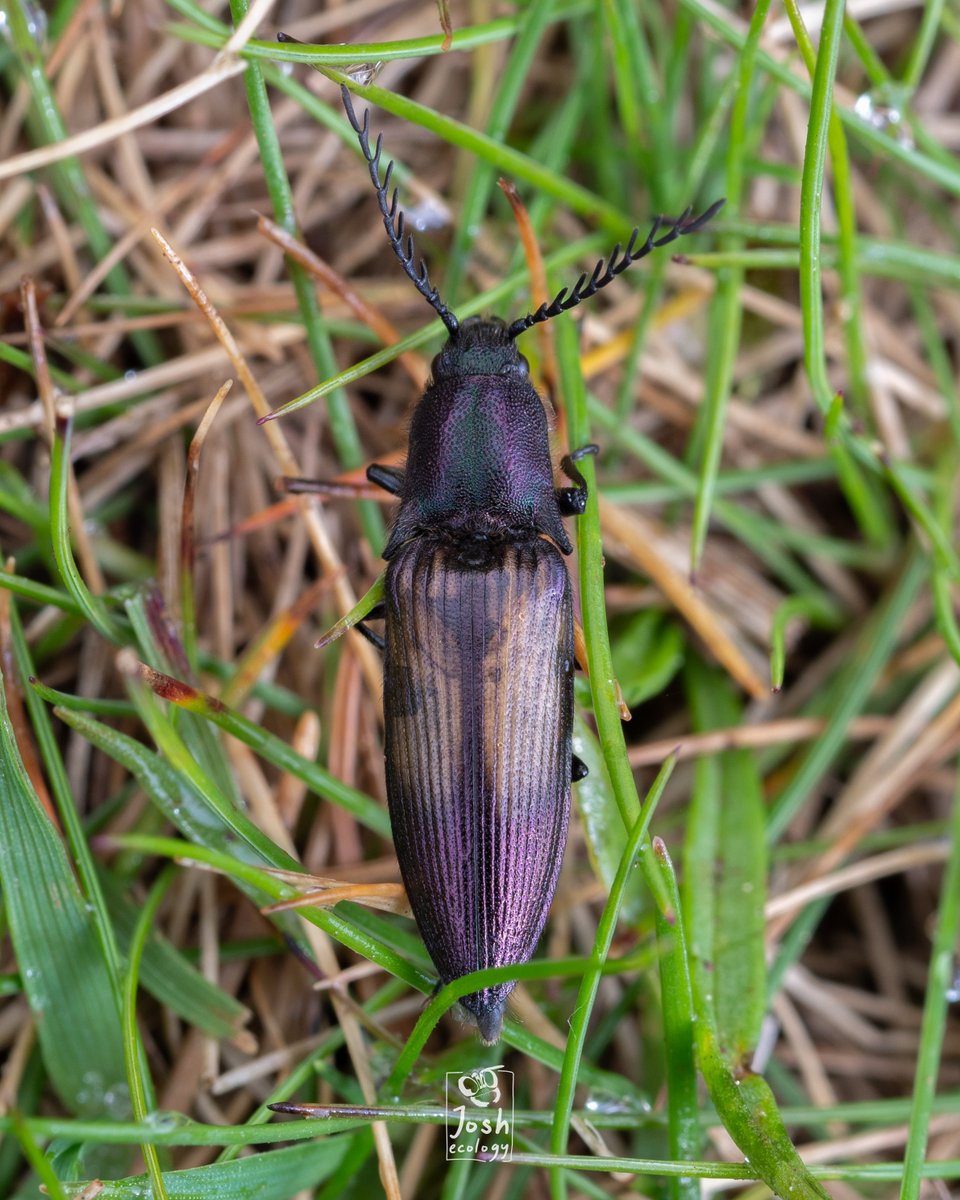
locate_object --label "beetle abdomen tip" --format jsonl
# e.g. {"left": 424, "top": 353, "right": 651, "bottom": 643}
{"left": 457, "top": 993, "right": 506, "bottom": 1045}
{"left": 478, "top": 1014, "right": 503, "bottom": 1046}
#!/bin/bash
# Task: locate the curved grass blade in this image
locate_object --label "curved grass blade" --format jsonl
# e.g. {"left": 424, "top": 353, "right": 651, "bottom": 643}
{"left": 768, "top": 548, "right": 926, "bottom": 842}
{"left": 227, "top": 0, "right": 383, "bottom": 552}
{"left": 549, "top": 754, "right": 676, "bottom": 1198}
{"left": 109, "top": 661, "right": 390, "bottom": 838}
{"left": 654, "top": 840, "right": 700, "bottom": 1200}
{"left": 556, "top": 308, "right": 672, "bottom": 916}
{"left": 45, "top": 712, "right": 422, "bottom": 996}
{"left": 122, "top": 867, "right": 177, "bottom": 1200}
{"left": 99, "top": 871, "right": 250, "bottom": 1042}
{"left": 313, "top": 571, "right": 385, "bottom": 651}
{"left": 49, "top": 413, "right": 123, "bottom": 644}
{"left": 683, "top": 659, "right": 826, "bottom": 1199}
{"left": 900, "top": 767, "right": 960, "bottom": 1198}
{"left": 689, "top": 0, "right": 772, "bottom": 576}
{"left": 7, "top": 1108, "right": 69, "bottom": 1200}
{"left": 441, "top": 0, "right": 558, "bottom": 304}
{"left": 769, "top": 593, "right": 845, "bottom": 692}
{"left": 124, "top": 588, "right": 241, "bottom": 808}
{"left": 169, "top": 0, "right": 588, "bottom": 65}
{"left": 66, "top": 1138, "right": 351, "bottom": 1200}
{"left": 0, "top": 669, "right": 128, "bottom": 1121}
{"left": 572, "top": 708, "right": 644, "bottom": 925}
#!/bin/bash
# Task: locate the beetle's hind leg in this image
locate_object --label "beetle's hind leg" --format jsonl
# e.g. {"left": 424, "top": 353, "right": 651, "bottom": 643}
{"left": 556, "top": 443, "right": 599, "bottom": 516}
{"left": 356, "top": 605, "right": 386, "bottom": 653}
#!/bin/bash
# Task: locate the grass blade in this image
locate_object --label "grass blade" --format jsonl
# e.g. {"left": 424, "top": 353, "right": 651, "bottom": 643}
{"left": 0, "top": 670, "right": 128, "bottom": 1125}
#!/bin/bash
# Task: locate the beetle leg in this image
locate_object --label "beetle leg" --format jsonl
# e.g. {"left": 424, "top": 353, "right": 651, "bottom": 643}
{"left": 357, "top": 623, "right": 385, "bottom": 653}
{"left": 556, "top": 443, "right": 599, "bottom": 515}
{"left": 367, "top": 463, "right": 405, "bottom": 495}
{"left": 283, "top": 476, "right": 374, "bottom": 498}
{"left": 573, "top": 619, "right": 590, "bottom": 677}
{"left": 571, "top": 754, "right": 589, "bottom": 782}
{"left": 356, "top": 606, "right": 386, "bottom": 653}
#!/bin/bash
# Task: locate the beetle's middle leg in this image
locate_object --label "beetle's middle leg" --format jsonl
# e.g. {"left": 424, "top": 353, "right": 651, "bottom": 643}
{"left": 556, "top": 443, "right": 599, "bottom": 515}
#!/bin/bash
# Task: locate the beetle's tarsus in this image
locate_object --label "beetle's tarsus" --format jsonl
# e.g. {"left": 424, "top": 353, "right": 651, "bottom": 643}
{"left": 571, "top": 754, "right": 589, "bottom": 782}
{"left": 555, "top": 487, "right": 586, "bottom": 516}
{"left": 556, "top": 444, "right": 598, "bottom": 515}
{"left": 367, "top": 463, "right": 404, "bottom": 495}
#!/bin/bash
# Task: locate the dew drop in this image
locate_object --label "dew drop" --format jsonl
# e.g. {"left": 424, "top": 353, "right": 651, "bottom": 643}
{"left": 584, "top": 1089, "right": 651, "bottom": 1116}
{"left": 345, "top": 60, "right": 384, "bottom": 88}
{"left": 103, "top": 1081, "right": 132, "bottom": 1120}
{"left": 852, "top": 88, "right": 914, "bottom": 149}
{"left": 406, "top": 196, "right": 450, "bottom": 233}
{"left": 17, "top": 1, "right": 47, "bottom": 41}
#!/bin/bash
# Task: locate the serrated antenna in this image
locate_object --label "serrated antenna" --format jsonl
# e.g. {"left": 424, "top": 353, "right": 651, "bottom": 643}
{"left": 507, "top": 198, "right": 725, "bottom": 339}
{"left": 341, "top": 86, "right": 459, "bottom": 335}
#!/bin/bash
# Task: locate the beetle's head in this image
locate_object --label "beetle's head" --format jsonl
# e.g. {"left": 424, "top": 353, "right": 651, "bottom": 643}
{"left": 431, "top": 315, "right": 530, "bottom": 380}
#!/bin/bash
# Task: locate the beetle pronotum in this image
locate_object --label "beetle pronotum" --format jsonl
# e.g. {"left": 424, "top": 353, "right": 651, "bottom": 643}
{"left": 320, "top": 86, "right": 721, "bottom": 1043}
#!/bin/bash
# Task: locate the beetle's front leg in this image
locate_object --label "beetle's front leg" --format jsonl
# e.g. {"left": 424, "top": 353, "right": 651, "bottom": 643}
{"left": 367, "top": 463, "right": 405, "bottom": 495}
{"left": 281, "top": 462, "right": 405, "bottom": 499}
{"left": 556, "top": 443, "right": 599, "bottom": 516}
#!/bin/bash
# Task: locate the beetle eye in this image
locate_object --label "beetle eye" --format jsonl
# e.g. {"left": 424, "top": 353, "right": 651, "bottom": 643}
{"left": 515, "top": 355, "right": 530, "bottom": 376}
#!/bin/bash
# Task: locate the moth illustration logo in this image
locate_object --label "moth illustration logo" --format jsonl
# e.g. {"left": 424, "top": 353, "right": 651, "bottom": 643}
{"left": 446, "top": 1065, "right": 514, "bottom": 1161}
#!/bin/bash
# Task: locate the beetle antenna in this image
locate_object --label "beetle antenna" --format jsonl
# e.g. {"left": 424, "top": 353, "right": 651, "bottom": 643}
{"left": 341, "top": 85, "right": 459, "bottom": 335}
{"left": 506, "top": 198, "right": 725, "bottom": 338}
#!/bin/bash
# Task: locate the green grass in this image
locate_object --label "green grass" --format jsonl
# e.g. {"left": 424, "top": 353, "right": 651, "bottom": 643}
{"left": 1, "top": 0, "right": 958, "bottom": 1197}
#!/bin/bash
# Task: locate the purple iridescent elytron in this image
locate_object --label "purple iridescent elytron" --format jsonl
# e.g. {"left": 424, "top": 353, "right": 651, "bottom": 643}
{"left": 380, "top": 317, "right": 579, "bottom": 1043}
{"left": 385, "top": 535, "right": 573, "bottom": 1042}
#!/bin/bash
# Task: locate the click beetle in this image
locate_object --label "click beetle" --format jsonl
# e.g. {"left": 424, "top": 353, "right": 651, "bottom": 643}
{"left": 332, "top": 86, "right": 721, "bottom": 1043}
